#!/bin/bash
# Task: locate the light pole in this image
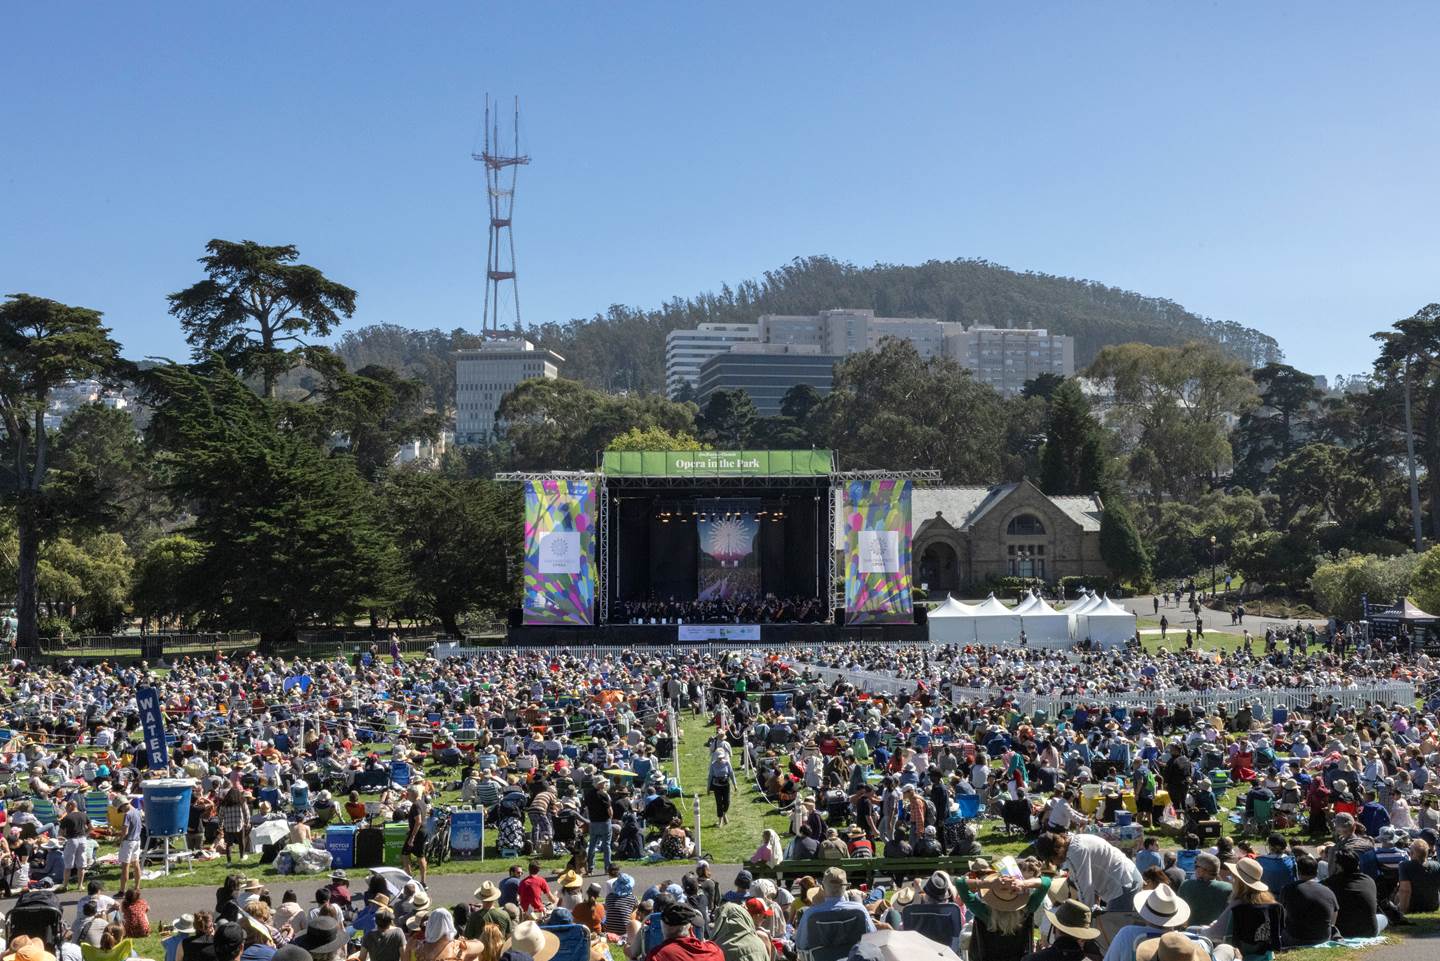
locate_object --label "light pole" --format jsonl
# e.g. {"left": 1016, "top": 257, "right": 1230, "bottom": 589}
{"left": 1209, "top": 535, "right": 1218, "bottom": 599}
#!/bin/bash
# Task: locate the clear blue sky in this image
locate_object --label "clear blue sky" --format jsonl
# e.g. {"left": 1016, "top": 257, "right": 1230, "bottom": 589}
{"left": 4, "top": 4, "right": 1438, "bottom": 378}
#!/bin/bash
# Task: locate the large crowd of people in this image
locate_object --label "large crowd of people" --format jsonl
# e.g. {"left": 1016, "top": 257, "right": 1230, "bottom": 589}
{"left": 0, "top": 630, "right": 1437, "bottom": 960}
{"left": 612, "top": 596, "right": 829, "bottom": 626}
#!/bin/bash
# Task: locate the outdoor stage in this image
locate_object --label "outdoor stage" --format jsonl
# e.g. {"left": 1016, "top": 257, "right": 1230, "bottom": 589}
{"left": 497, "top": 450, "right": 936, "bottom": 645}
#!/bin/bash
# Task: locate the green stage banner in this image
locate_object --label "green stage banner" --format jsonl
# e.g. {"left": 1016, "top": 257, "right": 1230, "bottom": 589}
{"left": 602, "top": 449, "right": 833, "bottom": 478}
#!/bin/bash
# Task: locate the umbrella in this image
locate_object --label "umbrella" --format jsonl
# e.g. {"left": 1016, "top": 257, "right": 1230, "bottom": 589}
{"left": 860, "top": 930, "right": 961, "bottom": 961}
{"left": 603, "top": 768, "right": 638, "bottom": 778}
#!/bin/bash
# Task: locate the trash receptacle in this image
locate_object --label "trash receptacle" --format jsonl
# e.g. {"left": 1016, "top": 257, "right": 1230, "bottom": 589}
{"left": 383, "top": 822, "right": 409, "bottom": 865}
{"left": 326, "top": 825, "right": 358, "bottom": 869}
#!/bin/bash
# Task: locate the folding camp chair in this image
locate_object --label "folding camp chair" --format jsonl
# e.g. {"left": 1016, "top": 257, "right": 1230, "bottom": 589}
{"left": 799, "top": 910, "right": 870, "bottom": 961}
{"left": 389, "top": 761, "right": 412, "bottom": 789}
{"left": 31, "top": 797, "right": 57, "bottom": 825}
{"left": 84, "top": 792, "right": 110, "bottom": 829}
{"left": 541, "top": 924, "right": 591, "bottom": 961}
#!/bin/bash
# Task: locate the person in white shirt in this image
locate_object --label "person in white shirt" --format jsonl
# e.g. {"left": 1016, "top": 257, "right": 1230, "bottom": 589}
{"left": 1045, "top": 793, "right": 1085, "bottom": 832}
{"left": 1036, "top": 831, "right": 1143, "bottom": 909}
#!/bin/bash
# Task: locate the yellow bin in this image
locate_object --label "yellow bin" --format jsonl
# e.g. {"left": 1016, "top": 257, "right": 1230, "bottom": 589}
{"left": 1121, "top": 790, "right": 1137, "bottom": 813}
{"left": 1080, "top": 783, "right": 1101, "bottom": 815}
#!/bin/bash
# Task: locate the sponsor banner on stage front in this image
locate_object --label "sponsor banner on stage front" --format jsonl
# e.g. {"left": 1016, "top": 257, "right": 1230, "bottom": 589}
{"left": 523, "top": 479, "right": 597, "bottom": 626}
{"left": 677, "top": 624, "right": 762, "bottom": 641}
{"left": 844, "top": 479, "right": 913, "bottom": 625}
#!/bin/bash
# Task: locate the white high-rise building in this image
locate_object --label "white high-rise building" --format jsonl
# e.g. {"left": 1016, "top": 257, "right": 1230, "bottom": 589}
{"left": 664, "top": 323, "right": 761, "bottom": 398}
{"left": 944, "top": 326, "right": 1075, "bottom": 396}
{"left": 454, "top": 338, "right": 563, "bottom": 445}
{"left": 664, "top": 310, "right": 1075, "bottom": 402}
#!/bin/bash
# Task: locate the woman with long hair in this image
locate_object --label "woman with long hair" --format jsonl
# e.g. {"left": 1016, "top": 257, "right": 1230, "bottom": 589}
{"left": 1199, "top": 857, "right": 1282, "bottom": 961}
{"left": 955, "top": 870, "right": 1053, "bottom": 961}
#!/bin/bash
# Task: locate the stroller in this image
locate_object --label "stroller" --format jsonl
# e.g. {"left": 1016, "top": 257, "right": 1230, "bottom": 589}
{"left": 7, "top": 890, "right": 64, "bottom": 951}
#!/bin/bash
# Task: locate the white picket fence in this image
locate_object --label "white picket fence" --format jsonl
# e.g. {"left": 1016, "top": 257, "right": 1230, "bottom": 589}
{"left": 794, "top": 663, "right": 1415, "bottom": 716}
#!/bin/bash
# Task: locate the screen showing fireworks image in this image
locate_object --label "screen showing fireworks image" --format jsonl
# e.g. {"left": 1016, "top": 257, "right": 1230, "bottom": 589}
{"left": 696, "top": 498, "right": 761, "bottom": 600}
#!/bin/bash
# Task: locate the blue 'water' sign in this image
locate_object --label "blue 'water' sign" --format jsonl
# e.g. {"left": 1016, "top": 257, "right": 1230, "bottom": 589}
{"left": 135, "top": 686, "right": 169, "bottom": 770}
{"left": 449, "top": 809, "right": 485, "bottom": 856}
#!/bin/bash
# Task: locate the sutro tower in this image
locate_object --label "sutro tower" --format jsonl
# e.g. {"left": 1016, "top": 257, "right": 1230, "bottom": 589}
{"left": 473, "top": 94, "right": 530, "bottom": 334}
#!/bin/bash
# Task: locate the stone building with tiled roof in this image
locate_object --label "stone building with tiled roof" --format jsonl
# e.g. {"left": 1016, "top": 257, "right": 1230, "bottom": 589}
{"left": 836, "top": 479, "right": 1108, "bottom": 595}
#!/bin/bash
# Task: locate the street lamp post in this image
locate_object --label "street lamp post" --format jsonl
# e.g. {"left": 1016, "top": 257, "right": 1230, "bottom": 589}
{"left": 1209, "top": 535, "right": 1218, "bottom": 599}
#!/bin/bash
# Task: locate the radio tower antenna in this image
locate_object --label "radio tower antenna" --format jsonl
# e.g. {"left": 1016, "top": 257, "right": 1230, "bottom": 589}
{"left": 473, "top": 94, "right": 530, "bottom": 334}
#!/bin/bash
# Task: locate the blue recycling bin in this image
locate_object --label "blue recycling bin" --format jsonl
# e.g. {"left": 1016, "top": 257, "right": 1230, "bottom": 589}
{"left": 326, "top": 825, "right": 358, "bottom": 869}
{"left": 141, "top": 778, "right": 195, "bottom": 838}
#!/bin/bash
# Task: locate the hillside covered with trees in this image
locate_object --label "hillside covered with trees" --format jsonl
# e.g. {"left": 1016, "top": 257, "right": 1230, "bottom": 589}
{"left": 332, "top": 256, "right": 1283, "bottom": 401}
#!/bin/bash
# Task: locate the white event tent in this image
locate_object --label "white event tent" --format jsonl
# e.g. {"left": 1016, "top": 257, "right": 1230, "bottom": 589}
{"left": 926, "top": 595, "right": 978, "bottom": 644}
{"left": 1018, "top": 594, "right": 1072, "bottom": 647}
{"left": 971, "top": 593, "right": 1024, "bottom": 643}
{"left": 1073, "top": 594, "right": 1138, "bottom": 648}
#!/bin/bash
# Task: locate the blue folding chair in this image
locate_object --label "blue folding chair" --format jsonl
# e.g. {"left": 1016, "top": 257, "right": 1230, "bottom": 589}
{"left": 541, "top": 924, "right": 591, "bottom": 961}
{"left": 390, "top": 761, "right": 412, "bottom": 789}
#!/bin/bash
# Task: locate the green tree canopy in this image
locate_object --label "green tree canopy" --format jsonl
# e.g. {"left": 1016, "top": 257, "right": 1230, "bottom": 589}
{"left": 1038, "top": 379, "right": 1108, "bottom": 496}
{"left": 0, "top": 294, "right": 125, "bottom": 649}
{"left": 496, "top": 378, "right": 697, "bottom": 471}
{"left": 606, "top": 426, "right": 709, "bottom": 452}
{"left": 696, "top": 390, "right": 759, "bottom": 448}
{"left": 1099, "top": 497, "right": 1151, "bottom": 587}
{"left": 168, "top": 240, "right": 357, "bottom": 399}
{"left": 1231, "top": 363, "right": 1323, "bottom": 489}
{"left": 130, "top": 534, "right": 206, "bottom": 628}
{"left": 144, "top": 360, "right": 398, "bottom": 647}
{"left": 817, "top": 339, "right": 1009, "bottom": 482}
{"left": 383, "top": 471, "right": 520, "bottom": 635}
{"left": 1087, "top": 341, "right": 1258, "bottom": 500}
{"left": 1372, "top": 303, "right": 1440, "bottom": 540}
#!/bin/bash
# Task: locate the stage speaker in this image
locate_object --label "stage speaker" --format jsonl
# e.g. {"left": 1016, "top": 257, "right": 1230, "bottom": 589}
{"left": 914, "top": 606, "right": 928, "bottom": 626}
{"left": 833, "top": 606, "right": 845, "bottom": 625}
{"left": 507, "top": 608, "right": 522, "bottom": 628}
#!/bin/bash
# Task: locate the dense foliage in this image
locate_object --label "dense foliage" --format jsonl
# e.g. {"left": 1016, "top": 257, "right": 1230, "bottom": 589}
{"left": 8, "top": 244, "right": 1440, "bottom": 635}
{"left": 333, "top": 256, "right": 1281, "bottom": 401}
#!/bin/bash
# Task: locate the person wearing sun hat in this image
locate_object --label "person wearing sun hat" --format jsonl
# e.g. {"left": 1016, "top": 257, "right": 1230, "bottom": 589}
{"left": 1030, "top": 900, "right": 1102, "bottom": 961}
{"left": 954, "top": 868, "right": 1053, "bottom": 961}
{"left": 466, "top": 881, "right": 512, "bottom": 938}
{"left": 1100, "top": 885, "right": 1191, "bottom": 961}
{"left": 1134, "top": 931, "right": 1211, "bottom": 961}
{"left": 1192, "top": 856, "right": 1286, "bottom": 954}
{"left": 500, "top": 919, "right": 559, "bottom": 961}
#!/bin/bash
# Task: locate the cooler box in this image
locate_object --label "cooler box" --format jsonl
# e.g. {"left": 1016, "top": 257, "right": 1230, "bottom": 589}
{"left": 141, "top": 779, "right": 195, "bottom": 838}
{"left": 383, "top": 822, "right": 409, "bottom": 865}
{"left": 326, "top": 825, "right": 358, "bottom": 869}
{"left": 1115, "top": 810, "right": 1134, "bottom": 827}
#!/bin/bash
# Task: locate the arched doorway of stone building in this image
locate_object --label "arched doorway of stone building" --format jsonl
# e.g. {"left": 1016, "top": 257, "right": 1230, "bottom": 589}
{"left": 919, "top": 542, "right": 960, "bottom": 597}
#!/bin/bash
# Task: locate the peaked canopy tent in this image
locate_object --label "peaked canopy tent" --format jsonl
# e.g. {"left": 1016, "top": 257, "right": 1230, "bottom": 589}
{"left": 1012, "top": 591, "right": 1040, "bottom": 615}
{"left": 1073, "top": 595, "right": 1137, "bottom": 649}
{"left": 1367, "top": 597, "right": 1438, "bottom": 645}
{"left": 926, "top": 595, "right": 978, "bottom": 644}
{"left": 1018, "top": 594, "right": 1072, "bottom": 647}
{"left": 970, "top": 593, "right": 1024, "bottom": 644}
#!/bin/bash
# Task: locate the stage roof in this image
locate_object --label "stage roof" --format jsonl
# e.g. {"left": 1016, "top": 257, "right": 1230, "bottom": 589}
{"left": 601, "top": 449, "right": 833, "bottom": 478}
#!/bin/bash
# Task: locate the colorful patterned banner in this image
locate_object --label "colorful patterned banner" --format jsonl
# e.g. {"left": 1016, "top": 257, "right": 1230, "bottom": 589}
{"left": 844, "top": 479, "right": 913, "bottom": 624}
{"left": 523, "top": 479, "right": 597, "bottom": 626}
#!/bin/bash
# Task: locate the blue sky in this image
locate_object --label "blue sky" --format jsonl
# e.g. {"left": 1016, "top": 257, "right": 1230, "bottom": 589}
{"left": 4, "top": 4, "right": 1438, "bottom": 377}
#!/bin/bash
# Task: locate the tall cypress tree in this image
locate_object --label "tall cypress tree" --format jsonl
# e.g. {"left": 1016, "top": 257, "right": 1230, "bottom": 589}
{"left": 1039, "top": 379, "right": 1107, "bottom": 495}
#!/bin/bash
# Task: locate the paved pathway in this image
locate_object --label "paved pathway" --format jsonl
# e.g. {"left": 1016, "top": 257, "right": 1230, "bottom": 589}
{"left": 1116, "top": 591, "right": 1326, "bottom": 637}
